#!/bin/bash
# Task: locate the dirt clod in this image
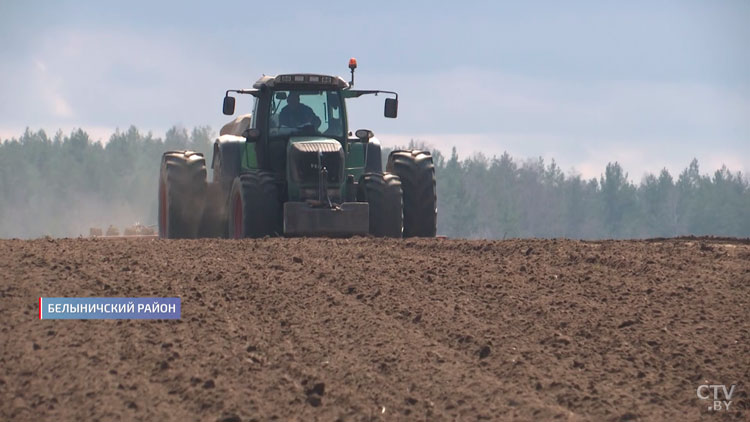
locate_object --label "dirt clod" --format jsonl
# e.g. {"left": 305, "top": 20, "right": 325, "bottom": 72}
{"left": 306, "top": 382, "right": 325, "bottom": 397}
{"left": 478, "top": 345, "right": 491, "bottom": 359}
{"left": 306, "top": 396, "right": 321, "bottom": 407}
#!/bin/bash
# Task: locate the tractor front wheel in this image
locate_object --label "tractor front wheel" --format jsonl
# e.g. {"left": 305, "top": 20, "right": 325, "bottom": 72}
{"left": 227, "top": 171, "right": 281, "bottom": 238}
{"left": 357, "top": 172, "right": 403, "bottom": 238}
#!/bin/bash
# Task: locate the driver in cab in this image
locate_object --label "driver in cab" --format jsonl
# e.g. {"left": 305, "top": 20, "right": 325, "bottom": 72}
{"left": 279, "top": 92, "right": 321, "bottom": 129}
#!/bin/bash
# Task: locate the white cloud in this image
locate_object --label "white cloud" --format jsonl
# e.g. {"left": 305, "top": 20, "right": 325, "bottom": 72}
{"left": 376, "top": 67, "right": 750, "bottom": 139}
{"left": 360, "top": 65, "right": 749, "bottom": 180}
{"left": 1, "top": 23, "right": 747, "bottom": 184}
{"left": 30, "top": 58, "right": 75, "bottom": 119}
{"left": 52, "top": 95, "right": 73, "bottom": 118}
{"left": 33, "top": 59, "right": 46, "bottom": 72}
{"left": 1, "top": 27, "right": 247, "bottom": 131}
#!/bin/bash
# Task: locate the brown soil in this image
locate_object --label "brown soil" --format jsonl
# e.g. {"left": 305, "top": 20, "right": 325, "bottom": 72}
{"left": 1, "top": 237, "right": 748, "bottom": 421}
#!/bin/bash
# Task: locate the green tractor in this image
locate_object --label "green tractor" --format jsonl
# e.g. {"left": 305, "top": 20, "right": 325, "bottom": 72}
{"left": 158, "top": 59, "right": 437, "bottom": 239}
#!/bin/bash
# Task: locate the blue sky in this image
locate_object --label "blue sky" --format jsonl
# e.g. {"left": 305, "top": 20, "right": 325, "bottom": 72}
{"left": 1, "top": 1, "right": 748, "bottom": 180}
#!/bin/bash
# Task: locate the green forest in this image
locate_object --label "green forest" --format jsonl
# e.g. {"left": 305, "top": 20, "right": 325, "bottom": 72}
{"left": 1, "top": 127, "right": 748, "bottom": 239}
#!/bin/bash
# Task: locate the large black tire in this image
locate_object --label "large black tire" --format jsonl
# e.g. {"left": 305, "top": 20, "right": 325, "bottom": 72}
{"left": 357, "top": 173, "right": 403, "bottom": 238}
{"left": 227, "top": 171, "right": 281, "bottom": 238}
{"left": 158, "top": 151, "right": 207, "bottom": 239}
{"left": 386, "top": 150, "right": 437, "bottom": 237}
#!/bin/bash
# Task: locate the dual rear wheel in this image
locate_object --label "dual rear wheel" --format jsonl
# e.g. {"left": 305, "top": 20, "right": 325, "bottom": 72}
{"left": 158, "top": 151, "right": 207, "bottom": 239}
{"left": 159, "top": 152, "right": 279, "bottom": 239}
{"left": 386, "top": 150, "right": 437, "bottom": 237}
{"left": 356, "top": 149, "right": 438, "bottom": 238}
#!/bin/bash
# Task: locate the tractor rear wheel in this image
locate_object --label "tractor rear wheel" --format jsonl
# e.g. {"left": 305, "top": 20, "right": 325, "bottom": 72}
{"left": 158, "top": 150, "right": 207, "bottom": 238}
{"left": 227, "top": 171, "right": 281, "bottom": 238}
{"left": 357, "top": 173, "right": 403, "bottom": 238}
{"left": 386, "top": 150, "right": 437, "bottom": 237}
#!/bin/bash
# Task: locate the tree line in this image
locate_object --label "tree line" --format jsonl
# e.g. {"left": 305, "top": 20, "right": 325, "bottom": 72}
{"left": 1, "top": 127, "right": 748, "bottom": 239}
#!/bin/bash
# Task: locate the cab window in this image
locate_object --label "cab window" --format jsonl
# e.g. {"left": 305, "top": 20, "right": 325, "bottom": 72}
{"left": 268, "top": 90, "right": 345, "bottom": 138}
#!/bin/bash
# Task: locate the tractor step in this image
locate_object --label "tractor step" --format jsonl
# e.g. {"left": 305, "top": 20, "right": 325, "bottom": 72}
{"left": 283, "top": 202, "right": 369, "bottom": 237}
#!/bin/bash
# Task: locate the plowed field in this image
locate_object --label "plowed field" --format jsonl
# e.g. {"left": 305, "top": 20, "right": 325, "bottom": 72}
{"left": 1, "top": 237, "right": 748, "bottom": 421}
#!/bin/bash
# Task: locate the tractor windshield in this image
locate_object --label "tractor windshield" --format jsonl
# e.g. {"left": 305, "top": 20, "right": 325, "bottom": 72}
{"left": 268, "top": 90, "right": 345, "bottom": 138}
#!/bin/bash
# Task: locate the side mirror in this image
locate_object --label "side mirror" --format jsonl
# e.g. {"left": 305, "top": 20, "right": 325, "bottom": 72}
{"left": 243, "top": 128, "right": 260, "bottom": 142}
{"left": 384, "top": 98, "right": 398, "bottom": 118}
{"left": 223, "top": 96, "right": 236, "bottom": 115}
{"left": 355, "top": 129, "right": 374, "bottom": 143}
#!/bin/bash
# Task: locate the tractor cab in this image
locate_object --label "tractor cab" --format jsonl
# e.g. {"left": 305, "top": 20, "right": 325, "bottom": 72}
{"left": 221, "top": 70, "right": 397, "bottom": 205}
{"left": 248, "top": 77, "right": 351, "bottom": 188}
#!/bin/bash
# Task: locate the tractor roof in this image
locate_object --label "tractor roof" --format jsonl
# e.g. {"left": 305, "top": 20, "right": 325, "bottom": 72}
{"left": 253, "top": 74, "right": 349, "bottom": 90}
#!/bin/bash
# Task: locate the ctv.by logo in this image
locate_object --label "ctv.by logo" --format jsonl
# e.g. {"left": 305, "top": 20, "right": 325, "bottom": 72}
{"left": 696, "top": 384, "right": 737, "bottom": 411}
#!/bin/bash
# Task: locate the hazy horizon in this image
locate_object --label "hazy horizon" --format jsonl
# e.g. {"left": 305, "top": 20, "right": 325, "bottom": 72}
{"left": 1, "top": 1, "right": 748, "bottom": 180}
